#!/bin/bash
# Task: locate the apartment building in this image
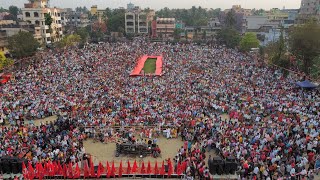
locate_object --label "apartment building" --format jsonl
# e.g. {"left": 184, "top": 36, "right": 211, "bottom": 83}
{"left": 90, "top": 5, "right": 106, "bottom": 22}
{"left": 155, "top": 18, "right": 175, "bottom": 39}
{"left": 21, "top": 0, "right": 63, "bottom": 44}
{"left": 298, "top": 0, "right": 320, "bottom": 22}
{"left": 125, "top": 3, "right": 153, "bottom": 34}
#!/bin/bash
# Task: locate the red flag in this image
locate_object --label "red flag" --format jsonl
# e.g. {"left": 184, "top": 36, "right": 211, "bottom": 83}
{"left": 127, "top": 161, "right": 131, "bottom": 174}
{"left": 119, "top": 161, "right": 123, "bottom": 177}
{"left": 62, "top": 164, "right": 68, "bottom": 179}
{"left": 132, "top": 160, "right": 138, "bottom": 173}
{"left": 106, "top": 161, "right": 111, "bottom": 178}
{"left": 111, "top": 161, "right": 116, "bottom": 178}
{"left": 28, "top": 161, "right": 35, "bottom": 180}
{"left": 68, "top": 162, "right": 73, "bottom": 179}
{"left": 141, "top": 161, "right": 146, "bottom": 174}
{"left": 147, "top": 161, "right": 152, "bottom": 174}
{"left": 74, "top": 163, "right": 81, "bottom": 179}
{"left": 182, "top": 161, "right": 187, "bottom": 172}
{"left": 176, "top": 161, "right": 181, "bottom": 175}
{"left": 83, "top": 161, "right": 90, "bottom": 179}
{"left": 160, "top": 161, "right": 165, "bottom": 175}
{"left": 154, "top": 161, "right": 158, "bottom": 175}
{"left": 22, "top": 162, "right": 29, "bottom": 179}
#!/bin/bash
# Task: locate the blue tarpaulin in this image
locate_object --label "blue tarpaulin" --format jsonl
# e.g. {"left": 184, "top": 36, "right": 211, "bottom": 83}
{"left": 296, "top": 80, "right": 318, "bottom": 88}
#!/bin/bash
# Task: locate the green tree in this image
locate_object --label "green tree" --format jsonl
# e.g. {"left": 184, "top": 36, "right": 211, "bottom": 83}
{"left": 0, "top": 7, "right": 8, "bottom": 13}
{"left": 289, "top": 20, "right": 320, "bottom": 75}
{"left": 225, "top": 11, "right": 236, "bottom": 28}
{"left": 75, "top": 27, "right": 89, "bottom": 43}
{"left": 0, "top": 51, "right": 14, "bottom": 70}
{"left": 45, "top": 13, "right": 53, "bottom": 27}
{"left": 239, "top": 33, "right": 260, "bottom": 52}
{"left": 9, "top": 6, "right": 19, "bottom": 20}
{"left": 310, "top": 56, "right": 320, "bottom": 78}
{"left": 216, "top": 28, "right": 241, "bottom": 48}
{"left": 265, "top": 29, "right": 290, "bottom": 74}
{"left": 58, "top": 34, "right": 81, "bottom": 48}
{"left": 8, "top": 31, "right": 40, "bottom": 58}
{"left": 173, "top": 29, "right": 183, "bottom": 40}
{"left": 202, "top": 30, "right": 207, "bottom": 40}
{"left": 107, "top": 8, "right": 125, "bottom": 32}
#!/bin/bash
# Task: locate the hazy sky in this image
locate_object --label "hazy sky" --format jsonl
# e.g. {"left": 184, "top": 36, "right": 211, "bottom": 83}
{"left": 1, "top": 0, "right": 301, "bottom": 10}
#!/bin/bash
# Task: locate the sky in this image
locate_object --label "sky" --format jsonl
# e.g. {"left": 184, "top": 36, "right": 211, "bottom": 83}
{"left": 1, "top": 0, "right": 302, "bottom": 10}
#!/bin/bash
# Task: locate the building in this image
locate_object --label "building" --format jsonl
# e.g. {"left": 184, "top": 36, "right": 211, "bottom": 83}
{"left": 21, "top": 0, "right": 63, "bottom": 44}
{"left": 244, "top": 16, "right": 268, "bottom": 32}
{"left": 61, "top": 9, "right": 89, "bottom": 27}
{"left": 125, "top": 4, "right": 152, "bottom": 34}
{"left": 298, "top": 0, "right": 320, "bottom": 23}
{"left": 155, "top": 18, "right": 175, "bottom": 39}
{"left": 0, "top": 24, "right": 35, "bottom": 53}
{"left": 90, "top": 5, "right": 105, "bottom": 22}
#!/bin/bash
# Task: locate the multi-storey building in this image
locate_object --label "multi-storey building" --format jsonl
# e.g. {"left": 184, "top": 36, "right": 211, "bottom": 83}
{"left": 155, "top": 18, "right": 175, "bottom": 39}
{"left": 125, "top": 3, "right": 153, "bottom": 34}
{"left": 298, "top": 0, "right": 320, "bottom": 23}
{"left": 21, "top": 0, "right": 63, "bottom": 44}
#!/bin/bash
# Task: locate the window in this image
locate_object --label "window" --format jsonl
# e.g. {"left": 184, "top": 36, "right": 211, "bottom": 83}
{"left": 35, "top": 20, "right": 40, "bottom": 25}
{"left": 34, "top": 12, "right": 39, "bottom": 17}
{"left": 57, "top": 13, "right": 60, "bottom": 17}
{"left": 25, "top": 12, "right": 31, "bottom": 17}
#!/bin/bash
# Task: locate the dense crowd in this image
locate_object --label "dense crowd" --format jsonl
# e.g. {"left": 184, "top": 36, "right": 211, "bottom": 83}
{"left": 0, "top": 38, "right": 319, "bottom": 179}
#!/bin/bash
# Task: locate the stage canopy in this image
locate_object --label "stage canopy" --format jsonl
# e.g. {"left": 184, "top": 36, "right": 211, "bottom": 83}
{"left": 296, "top": 80, "right": 318, "bottom": 88}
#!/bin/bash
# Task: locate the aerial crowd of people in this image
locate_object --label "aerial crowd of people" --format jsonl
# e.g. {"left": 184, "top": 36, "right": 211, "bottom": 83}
{"left": 0, "top": 38, "right": 319, "bottom": 179}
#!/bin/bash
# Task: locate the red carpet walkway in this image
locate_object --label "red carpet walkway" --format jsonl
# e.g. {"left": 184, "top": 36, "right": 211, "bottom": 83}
{"left": 130, "top": 55, "right": 163, "bottom": 76}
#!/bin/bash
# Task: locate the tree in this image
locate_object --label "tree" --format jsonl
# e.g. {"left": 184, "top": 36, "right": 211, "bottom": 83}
{"left": 0, "top": 51, "right": 14, "bottom": 70}
{"left": 239, "top": 33, "right": 260, "bottom": 52}
{"left": 266, "top": 29, "right": 288, "bottom": 65}
{"left": 0, "top": 7, "right": 8, "bottom": 13}
{"left": 107, "top": 8, "right": 125, "bottom": 32}
{"left": 202, "top": 30, "right": 207, "bottom": 40}
{"left": 9, "top": 6, "right": 19, "bottom": 20}
{"left": 58, "top": 34, "right": 81, "bottom": 48}
{"left": 75, "top": 27, "right": 89, "bottom": 43}
{"left": 216, "top": 28, "right": 241, "bottom": 48}
{"left": 225, "top": 11, "right": 236, "bottom": 29}
{"left": 173, "top": 29, "right": 183, "bottom": 40}
{"left": 289, "top": 20, "right": 320, "bottom": 74}
{"left": 8, "top": 31, "right": 40, "bottom": 58}
{"left": 45, "top": 13, "right": 53, "bottom": 27}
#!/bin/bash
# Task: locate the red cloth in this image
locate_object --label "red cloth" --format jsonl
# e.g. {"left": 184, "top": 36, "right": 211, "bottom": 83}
{"left": 141, "top": 161, "right": 146, "bottom": 174}
{"left": 160, "top": 161, "right": 165, "bottom": 175}
{"left": 83, "top": 161, "right": 90, "bottom": 179}
{"left": 28, "top": 161, "right": 35, "bottom": 180}
{"left": 74, "top": 163, "right": 81, "bottom": 179}
{"left": 90, "top": 160, "right": 95, "bottom": 178}
{"left": 147, "top": 161, "right": 152, "bottom": 174}
{"left": 154, "top": 161, "right": 158, "bottom": 175}
{"left": 111, "top": 161, "right": 116, "bottom": 178}
{"left": 132, "top": 160, "right": 138, "bottom": 173}
{"left": 68, "top": 162, "right": 73, "bottom": 179}
{"left": 127, "top": 161, "right": 131, "bottom": 174}
{"left": 62, "top": 164, "right": 68, "bottom": 179}
{"left": 106, "top": 161, "right": 111, "bottom": 178}
{"left": 167, "top": 159, "right": 173, "bottom": 177}
{"left": 176, "top": 162, "right": 181, "bottom": 175}
{"left": 119, "top": 161, "right": 123, "bottom": 177}
{"left": 22, "top": 162, "right": 28, "bottom": 179}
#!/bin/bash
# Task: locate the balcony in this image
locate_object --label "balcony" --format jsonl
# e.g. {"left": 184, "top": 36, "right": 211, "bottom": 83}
{"left": 43, "top": 25, "right": 49, "bottom": 29}
{"left": 57, "top": 24, "right": 62, "bottom": 28}
{"left": 59, "top": 31, "right": 63, "bottom": 35}
{"left": 45, "top": 33, "right": 51, "bottom": 37}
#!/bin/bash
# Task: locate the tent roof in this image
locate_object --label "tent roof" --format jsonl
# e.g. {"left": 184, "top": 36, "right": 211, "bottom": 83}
{"left": 296, "top": 80, "right": 318, "bottom": 88}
